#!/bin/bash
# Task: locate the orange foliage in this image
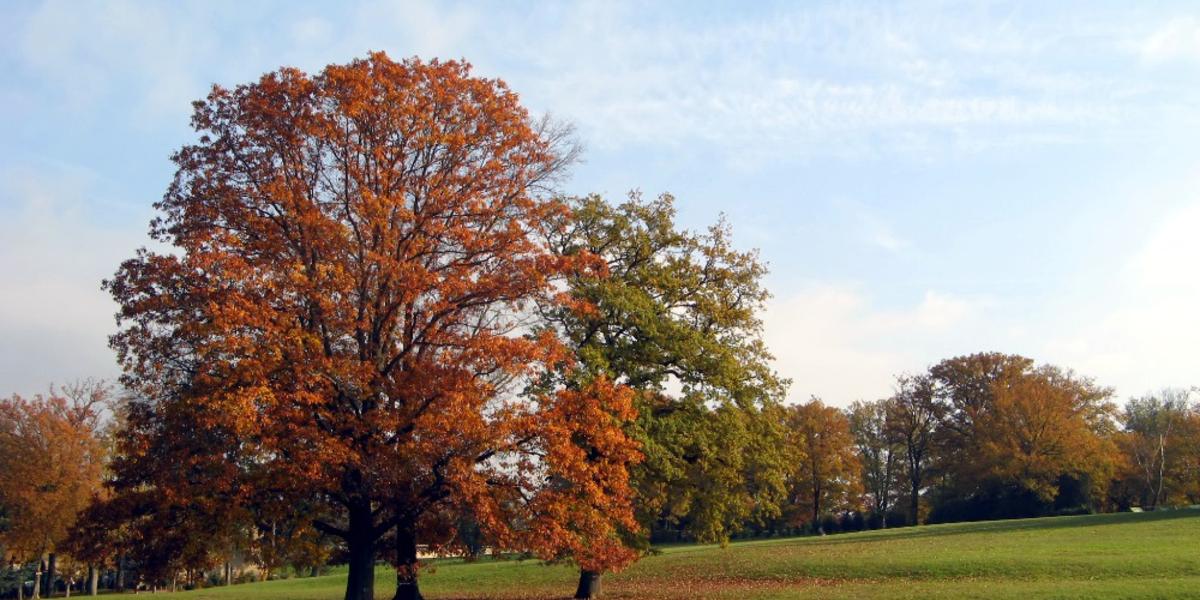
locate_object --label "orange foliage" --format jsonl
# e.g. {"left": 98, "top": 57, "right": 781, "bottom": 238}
{"left": 977, "top": 371, "right": 1117, "bottom": 502}
{"left": 0, "top": 384, "right": 108, "bottom": 561}
{"left": 785, "top": 399, "right": 861, "bottom": 530}
{"left": 99, "top": 53, "right": 637, "bottom": 600}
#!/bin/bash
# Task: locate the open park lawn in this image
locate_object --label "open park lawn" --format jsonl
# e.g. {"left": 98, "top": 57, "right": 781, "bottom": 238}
{"left": 172, "top": 509, "right": 1200, "bottom": 599}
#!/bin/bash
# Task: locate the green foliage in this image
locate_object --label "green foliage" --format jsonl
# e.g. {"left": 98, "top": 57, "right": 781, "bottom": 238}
{"left": 542, "top": 193, "right": 790, "bottom": 545}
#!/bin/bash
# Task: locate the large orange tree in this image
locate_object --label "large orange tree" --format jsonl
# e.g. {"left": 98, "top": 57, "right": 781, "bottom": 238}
{"left": 100, "top": 53, "right": 638, "bottom": 600}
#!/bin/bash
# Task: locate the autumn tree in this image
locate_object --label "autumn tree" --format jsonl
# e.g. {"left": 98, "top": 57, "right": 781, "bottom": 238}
{"left": 0, "top": 381, "right": 109, "bottom": 599}
{"left": 885, "top": 374, "right": 941, "bottom": 525}
{"left": 785, "top": 398, "right": 861, "bottom": 534}
{"left": 974, "top": 367, "right": 1117, "bottom": 509}
{"left": 929, "top": 352, "right": 1033, "bottom": 497}
{"left": 1117, "top": 389, "right": 1197, "bottom": 509}
{"left": 541, "top": 193, "right": 790, "bottom": 598}
{"left": 97, "top": 54, "right": 638, "bottom": 600}
{"left": 848, "top": 399, "right": 901, "bottom": 526}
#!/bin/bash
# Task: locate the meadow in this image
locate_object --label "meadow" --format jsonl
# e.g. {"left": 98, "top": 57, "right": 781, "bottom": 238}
{"left": 172, "top": 509, "right": 1200, "bottom": 599}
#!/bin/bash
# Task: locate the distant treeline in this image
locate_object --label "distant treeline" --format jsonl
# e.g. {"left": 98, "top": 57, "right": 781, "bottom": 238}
{"left": 641, "top": 352, "right": 1198, "bottom": 544}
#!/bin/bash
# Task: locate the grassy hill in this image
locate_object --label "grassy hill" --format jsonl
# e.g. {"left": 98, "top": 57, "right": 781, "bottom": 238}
{"left": 174, "top": 509, "right": 1200, "bottom": 599}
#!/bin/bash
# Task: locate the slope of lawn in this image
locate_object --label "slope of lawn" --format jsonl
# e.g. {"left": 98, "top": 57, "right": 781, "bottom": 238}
{"left": 174, "top": 509, "right": 1200, "bottom": 599}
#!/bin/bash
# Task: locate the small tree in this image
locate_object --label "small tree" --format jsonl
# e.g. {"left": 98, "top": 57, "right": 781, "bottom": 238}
{"left": 1121, "top": 389, "right": 1195, "bottom": 509}
{"left": 785, "top": 398, "right": 861, "bottom": 534}
{"left": 848, "top": 399, "right": 901, "bottom": 525}
{"left": 885, "top": 375, "right": 941, "bottom": 525}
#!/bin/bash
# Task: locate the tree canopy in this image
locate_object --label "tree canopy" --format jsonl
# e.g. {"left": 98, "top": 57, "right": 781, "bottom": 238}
{"left": 94, "top": 53, "right": 639, "bottom": 600}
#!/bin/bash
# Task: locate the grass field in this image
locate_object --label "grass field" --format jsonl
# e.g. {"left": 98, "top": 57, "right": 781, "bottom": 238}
{"left": 173, "top": 509, "right": 1200, "bottom": 599}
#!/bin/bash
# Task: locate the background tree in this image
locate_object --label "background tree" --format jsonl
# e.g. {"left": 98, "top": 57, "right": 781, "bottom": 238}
{"left": 97, "top": 53, "right": 637, "bottom": 600}
{"left": 1119, "top": 389, "right": 1196, "bottom": 509}
{"left": 541, "top": 193, "right": 791, "bottom": 598}
{"left": 974, "top": 367, "right": 1117, "bottom": 511}
{"left": 929, "top": 352, "right": 1034, "bottom": 500}
{"left": 0, "top": 381, "right": 109, "bottom": 598}
{"left": 885, "top": 375, "right": 940, "bottom": 525}
{"left": 785, "top": 398, "right": 861, "bottom": 534}
{"left": 848, "top": 399, "right": 901, "bottom": 527}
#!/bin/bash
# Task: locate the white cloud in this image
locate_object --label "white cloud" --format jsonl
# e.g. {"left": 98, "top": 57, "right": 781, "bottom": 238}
{"left": 762, "top": 284, "right": 988, "bottom": 405}
{"left": 1041, "top": 201, "right": 1200, "bottom": 395}
{"left": 1141, "top": 17, "right": 1200, "bottom": 64}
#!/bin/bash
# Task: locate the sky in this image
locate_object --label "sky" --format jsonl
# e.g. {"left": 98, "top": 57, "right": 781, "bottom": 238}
{"left": 3, "top": 0, "right": 1200, "bottom": 405}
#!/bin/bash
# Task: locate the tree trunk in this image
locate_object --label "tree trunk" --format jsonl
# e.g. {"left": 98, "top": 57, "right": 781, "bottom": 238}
{"left": 910, "top": 476, "right": 921, "bottom": 525}
{"left": 574, "top": 570, "right": 601, "bottom": 599}
{"left": 115, "top": 554, "right": 125, "bottom": 592}
{"left": 88, "top": 566, "right": 98, "bottom": 596}
{"left": 812, "top": 493, "right": 823, "bottom": 535}
{"left": 31, "top": 558, "right": 42, "bottom": 600}
{"left": 343, "top": 504, "right": 376, "bottom": 600}
{"left": 45, "top": 554, "right": 56, "bottom": 598}
{"left": 392, "top": 524, "right": 422, "bottom": 600}
{"left": 224, "top": 562, "right": 232, "bottom": 586}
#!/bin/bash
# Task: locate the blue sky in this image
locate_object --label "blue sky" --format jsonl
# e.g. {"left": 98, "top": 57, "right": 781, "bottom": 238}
{"left": 3, "top": 0, "right": 1200, "bottom": 404}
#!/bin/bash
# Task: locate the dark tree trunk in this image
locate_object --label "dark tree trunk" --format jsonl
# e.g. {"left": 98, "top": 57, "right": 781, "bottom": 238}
{"left": 910, "top": 476, "right": 921, "bottom": 525}
{"left": 88, "top": 566, "right": 98, "bottom": 596}
{"left": 45, "top": 554, "right": 56, "bottom": 598}
{"left": 343, "top": 504, "right": 376, "bottom": 600}
{"left": 574, "top": 570, "right": 601, "bottom": 599}
{"left": 115, "top": 554, "right": 125, "bottom": 592}
{"left": 812, "top": 496, "right": 823, "bottom": 535}
{"left": 392, "top": 524, "right": 422, "bottom": 600}
{"left": 224, "top": 561, "right": 232, "bottom": 586}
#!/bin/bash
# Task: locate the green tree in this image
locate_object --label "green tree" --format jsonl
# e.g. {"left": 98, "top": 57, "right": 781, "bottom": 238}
{"left": 542, "top": 193, "right": 790, "bottom": 598}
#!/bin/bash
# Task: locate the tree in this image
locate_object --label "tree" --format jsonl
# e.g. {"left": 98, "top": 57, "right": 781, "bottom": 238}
{"left": 0, "top": 381, "right": 109, "bottom": 598}
{"left": 848, "top": 399, "right": 901, "bottom": 525}
{"left": 541, "top": 193, "right": 791, "bottom": 597}
{"left": 975, "top": 368, "right": 1117, "bottom": 507}
{"left": 99, "top": 53, "right": 637, "bottom": 600}
{"left": 1120, "top": 389, "right": 1196, "bottom": 509}
{"left": 885, "top": 374, "right": 940, "bottom": 525}
{"left": 929, "top": 352, "right": 1034, "bottom": 497}
{"left": 785, "top": 399, "right": 861, "bottom": 534}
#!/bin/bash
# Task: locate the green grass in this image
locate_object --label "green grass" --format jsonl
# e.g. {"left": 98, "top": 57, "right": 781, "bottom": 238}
{"left": 174, "top": 509, "right": 1200, "bottom": 599}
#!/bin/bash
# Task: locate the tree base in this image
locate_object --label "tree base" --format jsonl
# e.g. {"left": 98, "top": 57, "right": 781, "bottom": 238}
{"left": 393, "top": 579, "right": 423, "bottom": 600}
{"left": 574, "top": 570, "right": 601, "bottom": 599}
